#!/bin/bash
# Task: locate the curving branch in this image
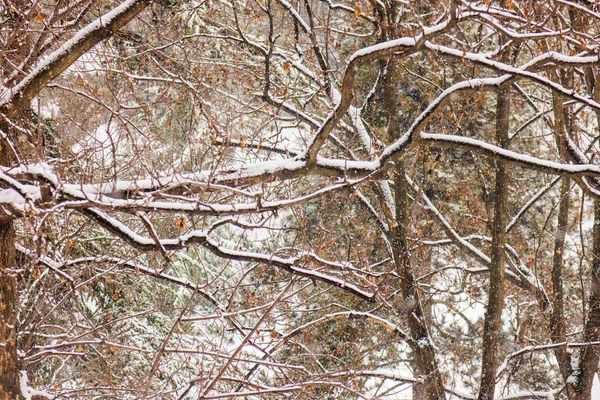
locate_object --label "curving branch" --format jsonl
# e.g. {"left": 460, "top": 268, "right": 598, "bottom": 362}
{"left": 1, "top": 0, "right": 152, "bottom": 114}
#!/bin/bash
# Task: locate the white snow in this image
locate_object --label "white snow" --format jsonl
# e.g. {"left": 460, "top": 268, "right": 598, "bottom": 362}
{"left": 349, "top": 37, "right": 417, "bottom": 62}
{"left": 1, "top": 0, "right": 143, "bottom": 107}
{"left": 347, "top": 16, "right": 452, "bottom": 62}
{"left": 425, "top": 42, "right": 600, "bottom": 111}
{"left": 419, "top": 132, "right": 600, "bottom": 176}
{"left": 20, "top": 371, "right": 54, "bottom": 400}
{"left": 592, "top": 373, "right": 600, "bottom": 399}
{"left": 0, "top": 189, "right": 28, "bottom": 204}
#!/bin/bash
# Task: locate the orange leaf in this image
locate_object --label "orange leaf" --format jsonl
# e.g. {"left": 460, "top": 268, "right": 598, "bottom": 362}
{"left": 354, "top": 2, "right": 362, "bottom": 17}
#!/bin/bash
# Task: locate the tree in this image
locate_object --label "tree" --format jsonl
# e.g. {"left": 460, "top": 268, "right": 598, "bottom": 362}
{"left": 3, "top": 0, "right": 600, "bottom": 399}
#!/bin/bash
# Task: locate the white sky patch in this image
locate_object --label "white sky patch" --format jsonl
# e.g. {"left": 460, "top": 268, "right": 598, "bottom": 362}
{"left": 69, "top": 47, "right": 111, "bottom": 74}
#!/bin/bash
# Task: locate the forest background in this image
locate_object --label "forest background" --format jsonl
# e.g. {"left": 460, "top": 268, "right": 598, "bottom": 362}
{"left": 2, "top": 0, "right": 600, "bottom": 399}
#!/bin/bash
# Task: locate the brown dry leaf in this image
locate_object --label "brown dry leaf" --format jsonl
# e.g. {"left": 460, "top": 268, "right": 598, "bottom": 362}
{"left": 354, "top": 2, "right": 362, "bottom": 17}
{"left": 176, "top": 216, "right": 188, "bottom": 231}
{"left": 34, "top": 10, "right": 45, "bottom": 23}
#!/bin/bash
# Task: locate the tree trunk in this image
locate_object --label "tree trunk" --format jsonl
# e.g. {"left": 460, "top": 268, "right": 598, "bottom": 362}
{"left": 569, "top": 200, "right": 600, "bottom": 400}
{"left": 390, "top": 159, "right": 445, "bottom": 400}
{"left": 478, "top": 87, "right": 510, "bottom": 400}
{"left": 547, "top": 87, "right": 574, "bottom": 392}
{"left": 383, "top": 57, "right": 446, "bottom": 400}
{"left": 0, "top": 221, "right": 20, "bottom": 399}
{"left": 550, "top": 177, "right": 571, "bottom": 380}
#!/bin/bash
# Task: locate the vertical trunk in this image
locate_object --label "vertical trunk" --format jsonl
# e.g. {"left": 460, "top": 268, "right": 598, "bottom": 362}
{"left": 383, "top": 58, "right": 445, "bottom": 400}
{"left": 549, "top": 89, "right": 573, "bottom": 388}
{"left": 391, "top": 160, "right": 445, "bottom": 400}
{"left": 478, "top": 88, "right": 510, "bottom": 400}
{"left": 0, "top": 106, "right": 21, "bottom": 399}
{"left": 550, "top": 177, "right": 571, "bottom": 380}
{"left": 0, "top": 222, "right": 20, "bottom": 400}
{"left": 569, "top": 200, "right": 600, "bottom": 400}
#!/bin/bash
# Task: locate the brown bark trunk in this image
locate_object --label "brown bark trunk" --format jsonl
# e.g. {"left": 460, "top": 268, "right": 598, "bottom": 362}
{"left": 569, "top": 200, "right": 600, "bottom": 400}
{"left": 550, "top": 177, "right": 571, "bottom": 381}
{"left": 0, "top": 222, "right": 20, "bottom": 399}
{"left": 383, "top": 57, "right": 446, "bottom": 400}
{"left": 390, "top": 160, "right": 445, "bottom": 400}
{"left": 478, "top": 87, "right": 510, "bottom": 400}
{"left": 548, "top": 89, "right": 572, "bottom": 386}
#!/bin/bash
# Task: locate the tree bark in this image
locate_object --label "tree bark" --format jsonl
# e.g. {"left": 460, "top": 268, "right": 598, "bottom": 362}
{"left": 391, "top": 159, "right": 445, "bottom": 400}
{"left": 550, "top": 177, "right": 571, "bottom": 380}
{"left": 478, "top": 87, "right": 510, "bottom": 400}
{"left": 0, "top": 222, "right": 20, "bottom": 399}
{"left": 547, "top": 87, "right": 574, "bottom": 391}
{"left": 384, "top": 57, "right": 446, "bottom": 400}
{"left": 0, "top": 2, "right": 151, "bottom": 398}
{"left": 568, "top": 201, "right": 600, "bottom": 400}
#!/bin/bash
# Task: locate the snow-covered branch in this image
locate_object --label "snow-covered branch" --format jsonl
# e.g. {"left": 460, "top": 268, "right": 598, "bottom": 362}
{"left": 1, "top": 0, "right": 151, "bottom": 113}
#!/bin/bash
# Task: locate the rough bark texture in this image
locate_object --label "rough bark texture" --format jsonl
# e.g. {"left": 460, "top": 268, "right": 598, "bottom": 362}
{"left": 478, "top": 87, "right": 509, "bottom": 400}
{"left": 547, "top": 88, "right": 574, "bottom": 392}
{"left": 384, "top": 58, "right": 446, "bottom": 400}
{"left": 0, "top": 222, "right": 20, "bottom": 400}
{"left": 391, "top": 161, "right": 446, "bottom": 400}
{"left": 0, "top": 99, "right": 21, "bottom": 400}
{"left": 551, "top": 177, "right": 571, "bottom": 380}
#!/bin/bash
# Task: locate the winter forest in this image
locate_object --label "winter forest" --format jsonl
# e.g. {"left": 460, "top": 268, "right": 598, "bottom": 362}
{"left": 5, "top": 0, "right": 600, "bottom": 399}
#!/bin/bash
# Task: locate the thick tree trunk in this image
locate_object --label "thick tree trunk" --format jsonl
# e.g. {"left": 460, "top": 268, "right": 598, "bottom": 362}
{"left": 0, "top": 222, "right": 20, "bottom": 399}
{"left": 478, "top": 88, "right": 510, "bottom": 400}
